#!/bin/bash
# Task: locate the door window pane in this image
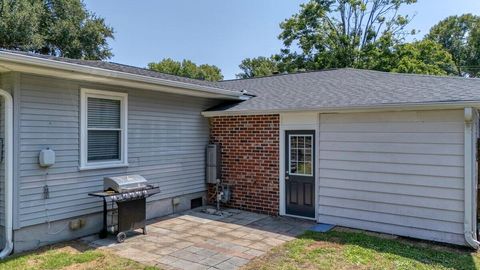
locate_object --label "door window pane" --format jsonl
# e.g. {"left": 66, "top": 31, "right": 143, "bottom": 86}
{"left": 298, "top": 136, "right": 305, "bottom": 148}
{"left": 290, "top": 161, "right": 298, "bottom": 174}
{"left": 304, "top": 162, "right": 312, "bottom": 175}
{"left": 290, "top": 149, "right": 297, "bottom": 162}
{"left": 305, "top": 136, "right": 312, "bottom": 148}
{"left": 290, "top": 136, "right": 297, "bottom": 148}
{"left": 289, "top": 134, "right": 313, "bottom": 176}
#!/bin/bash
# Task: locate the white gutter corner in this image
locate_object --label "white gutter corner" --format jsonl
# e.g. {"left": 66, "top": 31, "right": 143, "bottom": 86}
{"left": 464, "top": 107, "right": 480, "bottom": 249}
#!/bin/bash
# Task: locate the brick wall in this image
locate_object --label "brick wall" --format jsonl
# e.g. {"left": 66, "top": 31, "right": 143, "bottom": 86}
{"left": 208, "top": 115, "right": 280, "bottom": 215}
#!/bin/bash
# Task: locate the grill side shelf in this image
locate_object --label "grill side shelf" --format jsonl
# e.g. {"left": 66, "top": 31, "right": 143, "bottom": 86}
{"left": 88, "top": 186, "right": 160, "bottom": 199}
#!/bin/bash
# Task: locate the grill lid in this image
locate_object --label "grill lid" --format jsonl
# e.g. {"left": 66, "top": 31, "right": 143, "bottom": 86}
{"left": 104, "top": 175, "right": 147, "bottom": 193}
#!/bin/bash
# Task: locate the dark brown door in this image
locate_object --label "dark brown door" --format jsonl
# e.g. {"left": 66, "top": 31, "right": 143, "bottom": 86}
{"left": 285, "top": 130, "right": 315, "bottom": 218}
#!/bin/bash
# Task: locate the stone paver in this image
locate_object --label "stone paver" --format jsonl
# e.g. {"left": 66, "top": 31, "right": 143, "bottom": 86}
{"left": 84, "top": 207, "right": 314, "bottom": 270}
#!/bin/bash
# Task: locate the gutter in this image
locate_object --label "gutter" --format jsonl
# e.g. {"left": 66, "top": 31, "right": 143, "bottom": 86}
{"left": 0, "top": 51, "right": 244, "bottom": 100}
{"left": 202, "top": 101, "right": 480, "bottom": 117}
{"left": 0, "top": 89, "right": 13, "bottom": 258}
{"left": 464, "top": 108, "right": 480, "bottom": 249}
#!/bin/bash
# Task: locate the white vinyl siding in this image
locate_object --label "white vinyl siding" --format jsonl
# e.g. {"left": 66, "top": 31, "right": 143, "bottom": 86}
{"left": 16, "top": 74, "right": 216, "bottom": 228}
{"left": 318, "top": 110, "right": 466, "bottom": 245}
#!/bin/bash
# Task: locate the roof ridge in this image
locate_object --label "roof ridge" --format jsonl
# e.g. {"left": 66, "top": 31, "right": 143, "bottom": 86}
{"left": 349, "top": 67, "right": 480, "bottom": 81}
{"left": 221, "top": 67, "right": 480, "bottom": 83}
{"left": 220, "top": 68, "right": 343, "bottom": 82}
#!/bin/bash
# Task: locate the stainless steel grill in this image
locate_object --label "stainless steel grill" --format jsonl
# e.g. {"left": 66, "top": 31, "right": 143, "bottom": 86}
{"left": 89, "top": 175, "right": 160, "bottom": 242}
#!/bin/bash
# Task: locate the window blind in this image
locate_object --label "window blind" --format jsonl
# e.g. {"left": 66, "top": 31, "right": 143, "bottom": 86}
{"left": 87, "top": 98, "right": 121, "bottom": 128}
{"left": 87, "top": 97, "right": 121, "bottom": 161}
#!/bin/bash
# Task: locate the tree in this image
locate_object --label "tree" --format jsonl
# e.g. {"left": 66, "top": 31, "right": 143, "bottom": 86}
{"left": 427, "top": 14, "right": 480, "bottom": 77}
{"left": 391, "top": 39, "right": 456, "bottom": 75}
{"left": 236, "top": 57, "right": 279, "bottom": 79}
{"left": 278, "top": 0, "right": 417, "bottom": 70}
{"left": 148, "top": 58, "right": 223, "bottom": 81}
{"left": 0, "top": 0, "right": 114, "bottom": 60}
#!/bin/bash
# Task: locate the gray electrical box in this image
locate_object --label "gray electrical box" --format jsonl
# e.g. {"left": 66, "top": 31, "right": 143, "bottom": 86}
{"left": 206, "top": 144, "right": 221, "bottom": 184}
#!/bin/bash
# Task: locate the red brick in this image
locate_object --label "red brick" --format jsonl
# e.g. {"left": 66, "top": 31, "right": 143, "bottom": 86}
{"left": 208, "top": 115, "right": 280, "bottom": 216}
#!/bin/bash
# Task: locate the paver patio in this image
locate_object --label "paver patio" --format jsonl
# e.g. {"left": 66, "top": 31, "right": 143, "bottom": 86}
{"left": 83, "top": 207, "right": 314, "bottom": 270}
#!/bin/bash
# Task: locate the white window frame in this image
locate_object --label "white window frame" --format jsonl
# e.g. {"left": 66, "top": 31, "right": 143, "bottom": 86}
{"left": 288, "top": 134, "right": 314, "bottom": 176}
{"left": 80, "top": 88, "right": 128, "bottom": 170}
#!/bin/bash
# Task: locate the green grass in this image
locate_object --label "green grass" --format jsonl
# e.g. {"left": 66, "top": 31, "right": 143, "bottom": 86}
{"left": 243, "top": 229, "right": 480, "bottom": 270}
{"left": 0, "top": 242, "right": 159, "bottom": 270}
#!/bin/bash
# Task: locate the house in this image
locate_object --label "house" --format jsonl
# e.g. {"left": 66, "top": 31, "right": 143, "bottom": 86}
{"left": 205, "top": 70, "right": 480, "bottom": 248}
{"left": 0, "top": 50, "right": 478, "bottom": 256}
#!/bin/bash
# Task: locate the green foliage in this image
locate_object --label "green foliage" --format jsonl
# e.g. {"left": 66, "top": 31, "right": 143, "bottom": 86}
{"left": 237, "top": 56, "right": 279, "bottom": 79}
{"left": 148, "top": 58, "right": 223, "bottom": 81}
{"left": 0, "top": 0, "right": 114, "bottom": 60}
{"left": 278, "top": 0, "right": 417, "bottom": 71}
{"left": 238, "top": 0, "right": 461, "bottom": 78}
{"left": 392, "top": 39, "right": 456, "bottom": 75}
{"left": 427, "top": 14, "right": 480, "bottom": 77}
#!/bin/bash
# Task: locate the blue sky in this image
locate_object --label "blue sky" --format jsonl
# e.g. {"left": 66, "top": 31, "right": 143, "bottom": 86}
{"left": 83, "top": 0, "right": 480, "bottom": 79}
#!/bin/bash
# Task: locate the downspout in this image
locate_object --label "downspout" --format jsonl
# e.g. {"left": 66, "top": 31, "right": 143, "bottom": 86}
{"left": 0, "top": 89, "right": 13, "bottom": 258}
{"left": 464, "top": 108, "right": 480, "bottom": 249}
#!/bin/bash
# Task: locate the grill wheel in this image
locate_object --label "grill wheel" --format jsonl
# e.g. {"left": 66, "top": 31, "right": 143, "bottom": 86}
{"left": 116, "top": 232, "right": 127, "bottom": 243}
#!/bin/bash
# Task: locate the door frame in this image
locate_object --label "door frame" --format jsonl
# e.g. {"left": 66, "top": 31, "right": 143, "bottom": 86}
{"left": 279, "top": 112, "right": 319, "bottom": 221}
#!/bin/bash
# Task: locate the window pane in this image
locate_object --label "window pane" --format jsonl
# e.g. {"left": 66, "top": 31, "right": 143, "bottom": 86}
{"left": 290, "top": 161, "right": 298, "bottom": 174}
{"left": 290, "top": 136, "right": 297, "bottom": 148}
{"left": 304, "top": 162, "right": 312, "bottom": 175}
{"left": 88, "top": 97, "right": 121, "bottom": 128}
{"left": 88, "top": 130, "right": 120, "bottom": 161}
{"left": 298, "top": 162, "right": 305, "bottom": 174}
{"left": 298, "top": 136, "right": 305, "bottom": 148}
{"left": 298, "top": 149, "right": 305, "bottom": 161}
{"left": 305, "top": 149, "right": 312, "bottom": 163}
{"left": 290, "top": 149, "right": 297, "bottom": 162}
{"left": 305, "top": 136, "right": 312, "bottom": 148}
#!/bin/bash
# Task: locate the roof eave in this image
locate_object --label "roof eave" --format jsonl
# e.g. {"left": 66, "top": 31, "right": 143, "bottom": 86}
{"left": 0, "top": 51, "right": 244, "bottom": 100}
{"left": 202, "top": 101, "right": 480, "bottom": 117}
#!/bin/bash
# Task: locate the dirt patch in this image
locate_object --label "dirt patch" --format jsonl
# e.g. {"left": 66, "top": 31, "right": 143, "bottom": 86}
{"left": 306, "top": 240, "right": 342, "bottom": 251}
{"left": 333, "top": 227, "right": 398, "bottom": 240}
{"left": 2, "top": 241, "right": 156, "bottom": 270}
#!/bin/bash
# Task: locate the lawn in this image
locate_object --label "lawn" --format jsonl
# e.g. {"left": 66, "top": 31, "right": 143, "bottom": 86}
{"left": 243, "top": 228, "right": 480, "bottom": 270}
{"left": 0, "top": 241, "right": 158, "bottom": 270}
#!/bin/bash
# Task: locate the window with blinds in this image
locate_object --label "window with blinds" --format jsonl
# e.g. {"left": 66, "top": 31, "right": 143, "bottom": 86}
{"left": 80, "top": 89, "right": 128, "bottom": 170}
{"left": 87, "top": 98, "right": 121, "bottom": 161}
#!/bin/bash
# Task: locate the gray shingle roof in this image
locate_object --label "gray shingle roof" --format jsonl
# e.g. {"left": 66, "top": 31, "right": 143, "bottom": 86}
{"left": 3, "top": 49, "right": 480, "bottom": 113}
{"left": 0, "top": 49, "right": 233, "bottom": 91}
{"left": 210, "top": 68, "right": 480, "bottom": 113}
